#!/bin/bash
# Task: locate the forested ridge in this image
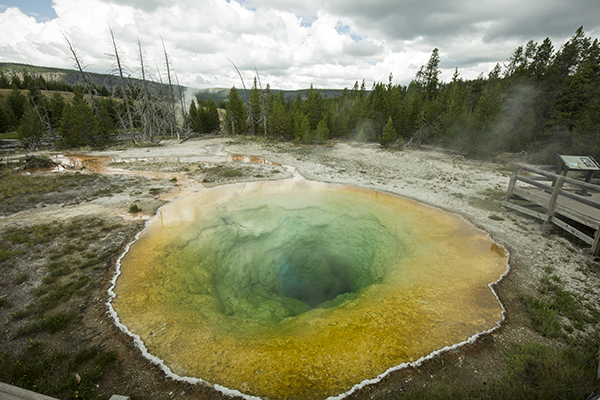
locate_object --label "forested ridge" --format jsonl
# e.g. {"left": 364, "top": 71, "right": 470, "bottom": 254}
{"left": 2, "top": 27, "right": 599, "bottom": 163}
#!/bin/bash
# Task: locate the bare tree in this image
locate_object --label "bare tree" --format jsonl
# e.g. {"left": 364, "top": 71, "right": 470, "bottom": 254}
{"left": 227, "top": 58, "right": 255, "bottom": 135}
{"left": 26, "top": 65, "right": 57, "bottom": 142}
{"left": 161, "top": 38, "right": 178, "bottom": 139}
{"left": 254, "top": 65, "right": 269, "bottom": 137}
{"left": 62, "top": 32, "right": 99, "bottom": 115}
{"left": 175, "top": 73, "right": 190, "bottom": 137}
{"left": 108, "top": 26, "right": 136, "bottom": 144}
{"left": 135, "top": 37, "right": 152, "bottom": 142}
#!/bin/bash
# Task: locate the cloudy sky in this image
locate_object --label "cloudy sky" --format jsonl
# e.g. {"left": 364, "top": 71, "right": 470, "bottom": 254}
{"left": 1, "top": 0, "right": 599, "bottom": 90}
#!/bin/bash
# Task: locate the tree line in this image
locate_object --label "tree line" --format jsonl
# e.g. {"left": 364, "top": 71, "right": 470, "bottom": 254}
{"left": 0, "top": 31, "right": 200, "bottom": 149}
{"left": 2, "top": 26, "right": 599, "bottom": 163}
{"left": 215, "top": 26, "right": 600, "bottom": 163}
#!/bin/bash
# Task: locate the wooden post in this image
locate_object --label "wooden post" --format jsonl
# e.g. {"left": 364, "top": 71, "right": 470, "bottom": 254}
{"left": 543, "top": 175, "right": 564, "bottom": 229}
{"left": 593, "top": 226, "right": 600, "bottom": 257}
{"left": 505, "top": 165, "right": 520, "bottom": 201}
{"left": 0, "top": 381, "right": 60, "bottom": 400}
{"left": 597, "top": 344, "right": 600, "bottom": 380}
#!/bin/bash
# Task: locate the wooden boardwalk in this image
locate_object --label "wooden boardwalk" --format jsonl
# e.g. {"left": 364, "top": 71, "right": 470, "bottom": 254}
{"left": 0, "top": 382, "right": 129, "bottom": 400}
{"left": 503, "top": 164, "right": 600, "bottom": 257}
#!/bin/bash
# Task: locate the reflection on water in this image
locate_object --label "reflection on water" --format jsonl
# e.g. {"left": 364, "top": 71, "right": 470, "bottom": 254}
{"left": 110, "top": 179, "right": 508, "bottom": 400}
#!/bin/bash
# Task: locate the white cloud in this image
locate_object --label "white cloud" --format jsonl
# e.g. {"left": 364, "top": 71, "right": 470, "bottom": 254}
{"left": 1, "top": 0, "right": 599, "bottom": 90}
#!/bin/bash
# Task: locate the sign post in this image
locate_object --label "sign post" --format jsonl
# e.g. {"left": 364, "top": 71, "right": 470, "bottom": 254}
{"left": 555, "top": 155, "right": 600, "bottom": 196}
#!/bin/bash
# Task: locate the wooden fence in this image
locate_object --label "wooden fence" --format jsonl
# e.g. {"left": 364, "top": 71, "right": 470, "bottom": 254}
{"left": 503, "top": 164, "right": 600, "bottom": 257}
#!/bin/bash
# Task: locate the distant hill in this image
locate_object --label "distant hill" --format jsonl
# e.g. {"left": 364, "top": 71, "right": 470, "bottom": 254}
{"left": 0, "top": 62, "right": 346, "bottom": 102}
{"left": 195, "top": 87, "right": 346, "bottom": 104}
{"left": 0, "top": 62, "right": 179, "bottom": 94}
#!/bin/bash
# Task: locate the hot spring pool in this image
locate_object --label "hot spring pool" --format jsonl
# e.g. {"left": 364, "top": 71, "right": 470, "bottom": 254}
{"left": 109, "top": 178, "right": 508, "bottom": 399}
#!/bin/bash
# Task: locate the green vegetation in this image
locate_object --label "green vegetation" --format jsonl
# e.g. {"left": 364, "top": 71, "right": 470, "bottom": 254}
{"left": 128, "top": 204, "right": 141, "bottom": 213}
{"left": 522, "top": 271, "right": 599, "bottom": 338}
{"left": 0, "top": 340, "right": 117, "bottom": 400}
{"left": 220, "top": 168, "right": 244, "bottom": 178}
{"left": 209, "top": 27, "right": 600, "bottom": 161}
{"left": 188, "top": 97, "right": 221, "bottom": 134}
{"left": 399, "top": 341, "right": 598, "bottom": 400}
{"left": 13, "top": 272, "right": 29, "bottom": 284}
{"left": 0, "top": 214, "right": 133, "bottom": 399}
{"left": 3, "top": 27, "right": 600, "bottom": 160}
{"left": 0, "top": 169, "right": 134, "bottom": 215}
{"left": 0, "top": 131, "right": 18, "bottom": 139}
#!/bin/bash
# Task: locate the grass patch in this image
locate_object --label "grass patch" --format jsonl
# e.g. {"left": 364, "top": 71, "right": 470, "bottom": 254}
{"left": 13, "top": 272, "right": 29, "bottom": 285}
{"left": 0, "top": 171, "right": 142, "bottom": 215}
{"left": 400, "top": 341, "right": 599, "bottom": 399}
{"left": 128, "top": 204, "right": 142, "bottom": 213}
{"left": 488, "top": 214, "right": 505, "bottom": 221}
{"left": 0, "top": 171, "right": 92, "bottom": 200}
{"left": 5, "top": 224, "right": 64, "bottom": 247}
{"left": 0, "top": 213, "right": 138, "bottom": 399}
{"left": 522, "top": 272, "right": 597, "bottom": 338}
{"left": 221, "top": 168, "right": 244, "bottom": 178}
{"left": 16, "top": 311, "right": 77, "bottom": 336}
{"left": 480, "top": 187, "right": 506, "bottom": 200}
{"left": 493, "top": 342, "right": 598, "bottom": 399}
{"left": 34, "top": 275, "right": 91, "bottom": 315}
{"left": 0, "top": 131, "right": 19, "bottom": 139}
{"left": 0, "top": 247, "right": 22, "bottom": 263}
{"left": 0, "top": 340, "right": 117, "bottom": 399}
{"left": 149, "top": 187, "right": 164, "bottom": 195}
{"left": 468, "top": 196, "right": 503, "bottom": 211}
{"left": 521, "top": 295, "right": 563, "bottom": 337}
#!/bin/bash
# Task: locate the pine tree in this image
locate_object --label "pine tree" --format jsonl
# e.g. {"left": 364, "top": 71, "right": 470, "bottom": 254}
{"left": 305, "top": 84, "right": 324, "bottom": 130}
{"left": 0, "top": 72, "right": 9, "bottom": 89}
{"left": 188, "top": 100, "right": 200, "bottom": 132}
{"left": 17, "top": 102, "right": 45, "bottom": 150}
{"left": 226, "top": 86, "right": 247, "bottom": 135}
{"left": 0, "top": 104, "right": 8, "bottom": 133}
{"left": 314, "top": 118, "right": 330, "bottom": 143}
{"left": 59, "top": 87, "right": 108, "bottom": 148}
{"left": 6, "top": 84, "right": 27, "bottom": 129}
{"left": 205, "top": 100, "right": 221, "bottom": 133}
{"left": 379, "top": 116, "right": 397, "bottom": 147}
{"left": 249, "top": 77, "right": 261, "bottom": 135}
{"left": 416, "top": 48, "right": 441, "bottom": 100}
{"left": 296, "top": 114, "right": 312, "bottom": 143}
{"left": 269, "top": 99, "right": 291, "bottom": 139}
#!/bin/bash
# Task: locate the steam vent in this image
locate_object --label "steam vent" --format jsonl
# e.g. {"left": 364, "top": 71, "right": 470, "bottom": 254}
{"left": 111, "top": 178, "right": 508, "bottom": 400}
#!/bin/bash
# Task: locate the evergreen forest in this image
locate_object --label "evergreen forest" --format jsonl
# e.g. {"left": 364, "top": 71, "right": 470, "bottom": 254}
{"left": 1, "top": 26, "right": 599, "bottom": 163}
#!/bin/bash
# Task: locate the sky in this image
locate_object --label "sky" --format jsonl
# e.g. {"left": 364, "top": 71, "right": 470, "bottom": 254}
{"left": 0, "top": 0, "right": 599, "bottom": 91}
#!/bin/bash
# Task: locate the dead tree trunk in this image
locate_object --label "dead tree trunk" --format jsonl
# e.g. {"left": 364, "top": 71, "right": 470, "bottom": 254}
{"left": 62, "top": 33, "right": 99, "bottom": 115}
{"left": 227, "top": 58, "right": 254, "bottom": 135}
{"left": 175, "top": 73, "right": 190, "bottom": 136}
{"left": 161, "top": 38, "right": 178, "bottom": 140}
{"left": 109, "top": 26, "right": 136, "bottom": 144}
{"left": 254, "top": 65, "right": 269, "bottom": 137}
{"left": 27, "top": 67, "right": 56, "bottom": 142}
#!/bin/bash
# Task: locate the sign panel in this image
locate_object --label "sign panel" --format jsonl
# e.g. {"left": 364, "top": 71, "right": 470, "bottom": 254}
{"left": 557, "top": 155, "right": 600, "bottom": 171}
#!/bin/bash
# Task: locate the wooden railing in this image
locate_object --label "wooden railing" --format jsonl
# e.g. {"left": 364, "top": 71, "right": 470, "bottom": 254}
{"left": 0, "top": 382, "right": 59, "bottom": 400}
{"left": 503, "top": 164, "right": 600, "bottom": 257}
{"left": 0, "top": 382, "right": 130, "bottom": 400}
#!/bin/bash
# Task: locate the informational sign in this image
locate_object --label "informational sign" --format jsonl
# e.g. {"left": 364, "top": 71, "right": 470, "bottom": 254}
{"left": 555, "top": 154, "right": 600, "bottom": 196}
{"left": 557, "top": 155, "right": 600, "bottom": 171}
